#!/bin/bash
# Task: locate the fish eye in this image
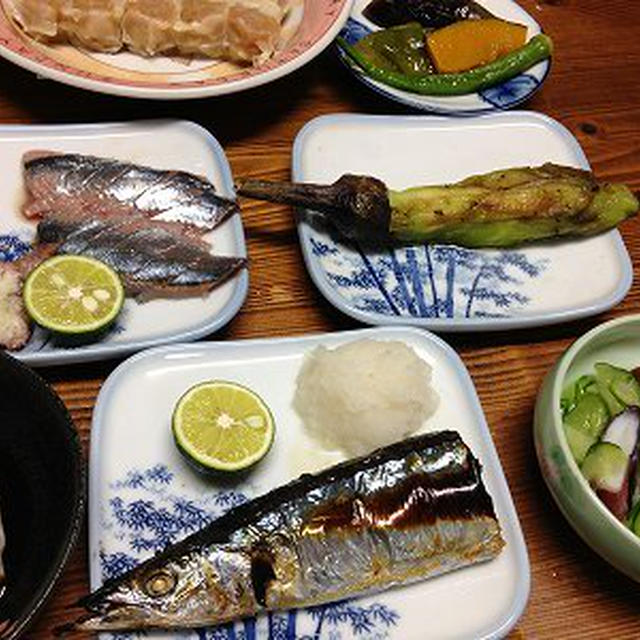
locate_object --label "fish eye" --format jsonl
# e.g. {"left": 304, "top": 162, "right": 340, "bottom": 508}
{"left": 143, "top": 569, "right": 176, "bottom": 597}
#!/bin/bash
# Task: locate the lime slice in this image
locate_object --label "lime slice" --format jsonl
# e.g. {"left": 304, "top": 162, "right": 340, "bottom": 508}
{"left": 172, "top": 380, "right": 275, "bottom": 474}
{"left": 23, "top": 255, "right": 124, "bottom": 335}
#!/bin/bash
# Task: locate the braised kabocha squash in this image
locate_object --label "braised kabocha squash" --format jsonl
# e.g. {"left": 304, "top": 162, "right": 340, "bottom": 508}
{"left": 426, "top": 18, "right": 527, "bottom": 73}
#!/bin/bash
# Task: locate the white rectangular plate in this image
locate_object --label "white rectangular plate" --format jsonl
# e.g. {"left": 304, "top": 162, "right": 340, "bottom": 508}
{"left": 89, "top": 327, "right": 529, "bottom": 640}
{"left": 294, "top": 112, "right": 632, "bottom": 331}
{"left": 0, "top": 120, "right": 248, "bottom": 366}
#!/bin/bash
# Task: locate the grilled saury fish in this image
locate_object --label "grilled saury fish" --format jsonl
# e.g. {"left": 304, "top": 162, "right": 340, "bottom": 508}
{"left": 63, "top": 431, "right": 504, "bottom": 633}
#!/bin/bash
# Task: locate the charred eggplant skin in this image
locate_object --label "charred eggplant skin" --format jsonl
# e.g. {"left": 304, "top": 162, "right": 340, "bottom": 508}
{"left": 237, "top": 174, "right": 392, "bottom": 239}
{"left": 362, "top": 0, "right": 495, "bottom": 29}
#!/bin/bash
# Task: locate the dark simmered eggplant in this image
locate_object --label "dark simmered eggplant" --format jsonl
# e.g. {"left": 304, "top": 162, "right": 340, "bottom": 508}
{"left": 363, "top": 0, "right": 495, "bottom": 29}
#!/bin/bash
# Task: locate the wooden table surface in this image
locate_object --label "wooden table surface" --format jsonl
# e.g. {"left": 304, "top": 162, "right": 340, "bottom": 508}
{"left": 3, "top": 0, "right": 638, "bottom": 637}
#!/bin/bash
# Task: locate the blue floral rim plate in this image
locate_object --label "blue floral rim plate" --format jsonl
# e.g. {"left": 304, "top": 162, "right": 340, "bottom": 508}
{"left": 89, "top": 327, "right": 530, "bottom": 639}
{"left": 293, "top": 112, "right": 632, "bottom": 332}
{"left": 337, "top": 0, "right": 551, "bottom": 115}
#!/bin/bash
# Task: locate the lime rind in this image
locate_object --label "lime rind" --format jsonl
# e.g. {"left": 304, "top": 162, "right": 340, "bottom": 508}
{"left": 172, "top": 380, "right": 275, "bottom": 473}
{"left": 23, "top": 255, "right": 124, "bottom": 335}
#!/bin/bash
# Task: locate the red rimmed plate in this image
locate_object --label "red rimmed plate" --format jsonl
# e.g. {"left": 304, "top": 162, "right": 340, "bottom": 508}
{"left": 0, "top": 1, "right": 352, "bottom": 99}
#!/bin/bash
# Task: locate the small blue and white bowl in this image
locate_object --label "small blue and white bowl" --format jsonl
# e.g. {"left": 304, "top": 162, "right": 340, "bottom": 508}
{"left": 337, "top": 0, "right": 551, "bottom": 115}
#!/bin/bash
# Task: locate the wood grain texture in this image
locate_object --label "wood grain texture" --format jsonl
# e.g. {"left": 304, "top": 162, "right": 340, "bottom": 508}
{"left": 1, "top": 0, "right": 638, "bottom": 637}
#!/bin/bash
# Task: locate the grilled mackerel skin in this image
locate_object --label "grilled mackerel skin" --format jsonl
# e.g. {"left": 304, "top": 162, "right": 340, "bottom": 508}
{"left": 23, "top": 152, "right": 239, "bottom": 232}
{"left": 67, "top": 431, "right": 504, "bottom": 633}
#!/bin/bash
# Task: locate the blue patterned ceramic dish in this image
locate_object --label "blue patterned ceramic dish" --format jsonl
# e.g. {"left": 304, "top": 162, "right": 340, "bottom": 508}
{"left": 294, "top": 112, "right": 632, "bottom": 332}
{"left": 89, "top": 327, "right": 529, "bottom": 639}
{"left": 338, "top": 0, "right": 550, "bottom": 114}
{"left": 0, "top": 120, "right": 247, "bottom": 367}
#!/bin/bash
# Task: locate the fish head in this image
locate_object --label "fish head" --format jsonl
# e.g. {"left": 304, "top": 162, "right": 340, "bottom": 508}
{"left": 64, "top": 546, "right": 258, "bottom": 633}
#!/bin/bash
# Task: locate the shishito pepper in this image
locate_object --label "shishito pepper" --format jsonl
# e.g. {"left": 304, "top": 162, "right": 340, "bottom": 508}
{"left": 352, "top": 22, "right": 433, "bottom": 75}
{"left": 237, "top": 164, "right": 638, "bottom": 249}
{"left": 338, "top": 33, "right": 553, "bottom": 96}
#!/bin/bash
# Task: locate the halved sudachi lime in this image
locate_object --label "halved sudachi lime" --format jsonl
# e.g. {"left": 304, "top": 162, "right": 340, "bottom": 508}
{"left": 172, "top": 380, "right": 275, "bottom": 474}
{"left": 23, "top": 255, "right": 124, "bottom": 335}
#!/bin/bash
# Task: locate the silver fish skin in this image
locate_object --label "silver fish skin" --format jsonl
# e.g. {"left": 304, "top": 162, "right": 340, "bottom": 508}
{"left": 66, "top": 431, "right": 504, "bottom": 633}
{"left": 23, "top": 151, "right": 239, "bottom": 232}
{"left": 37, "top": 215, "right": 246, "bottom": 299}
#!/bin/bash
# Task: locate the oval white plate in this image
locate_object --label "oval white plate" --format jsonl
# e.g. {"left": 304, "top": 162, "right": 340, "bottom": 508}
{"left": 294, "top": 112, "right": 632, "bottom": 332}
{"left": 338, "top": 0, "right": 550, "bottom": 114}
{"left": 0, "top": 1, "right": 352, "bottom": 100}
{"left": 0, "top": 120, "right": 248, "bottom": 366}
{"left": 90, "top": 326, "right": 529, "bottom": 640}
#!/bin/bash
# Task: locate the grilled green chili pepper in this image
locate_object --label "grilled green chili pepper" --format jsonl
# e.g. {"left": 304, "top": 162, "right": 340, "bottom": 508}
{"left": 352, "top": 22, "right": 433, "bottom": 74}
{"left": 338, "top": 33, "right": 553, "bottom": 96}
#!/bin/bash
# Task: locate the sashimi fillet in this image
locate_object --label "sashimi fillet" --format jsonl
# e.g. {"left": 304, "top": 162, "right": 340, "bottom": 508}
{"left": 22, "top": 151, "right": 239, "bottom": 233}
{"left": 37, "top": 214, "right": 247, "bottom": 299}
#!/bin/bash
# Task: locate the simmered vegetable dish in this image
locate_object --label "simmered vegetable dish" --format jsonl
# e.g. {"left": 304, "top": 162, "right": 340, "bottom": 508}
{"left": 341, "top": 0, "right": 553, "bottom": 95}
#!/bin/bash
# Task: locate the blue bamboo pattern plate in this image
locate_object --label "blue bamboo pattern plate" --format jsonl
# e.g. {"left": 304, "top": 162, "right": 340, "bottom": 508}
{"left": 294, "top": 113, "right": 632, "bottom": 332}
{"left": 338, "top": 0, "right": 550, "bottom": 115}
{"left": 308, "top": 236, "right": 547, "bottom": 321}
{"left": 89, "top": 329, "right": 530, "bottom": 640}
{"left": 100, "top": 465, "right": 399, "bottom": 640}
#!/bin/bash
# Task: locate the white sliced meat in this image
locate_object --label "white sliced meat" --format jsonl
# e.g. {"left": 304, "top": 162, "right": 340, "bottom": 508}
{"left": 4, "top": 0, "right": 60, "bottom": 39}
{"left": 176, "top": 0, "right": 285, "bottom": 63}
{"left": 59, "top": 0, "right": 126, "bottom": 52}
{"left": 6, "top": 0, "right": 288, "bottom": 64}
{"left": 121, "top": 0, "right": 181, "bottom": 56}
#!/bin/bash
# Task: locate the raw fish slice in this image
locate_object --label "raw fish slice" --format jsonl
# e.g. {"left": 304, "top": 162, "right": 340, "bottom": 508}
{"left": 23, "top": 151, "right": 239, "bottom": 233}
{"left": 4, "top": 0, "right": 60, "bottom": 39}
{"left": 37, "top": 215, "right": 246, "bottom": 299}
{"left": 59, "top": 0, "right": 126, "bottom": 52}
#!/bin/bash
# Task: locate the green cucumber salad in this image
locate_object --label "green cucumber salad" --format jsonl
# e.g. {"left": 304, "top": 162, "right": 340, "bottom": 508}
{"left": 562, "top": 363, "right": 640, "bottom": 534}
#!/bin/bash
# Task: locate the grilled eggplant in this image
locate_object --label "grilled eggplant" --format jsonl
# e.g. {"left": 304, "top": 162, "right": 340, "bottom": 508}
{"left": 237, "top": 163, "right": 639, "bottom": 248}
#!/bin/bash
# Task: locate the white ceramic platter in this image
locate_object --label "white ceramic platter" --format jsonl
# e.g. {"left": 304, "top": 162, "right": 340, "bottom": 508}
{"left": 0, "top": 120, "right": 248, "bottom": 366}
{"left": 294, "top": 112, "right": 632, "bottom": 331}
{"left": 0, "top": 1, "right": 352, "bottom": 100}
{"left": 89, "top": 326, "right": 529, "bottom": 640}
{"left": 338, "top": 0, "right": 550, "bottom": 114}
